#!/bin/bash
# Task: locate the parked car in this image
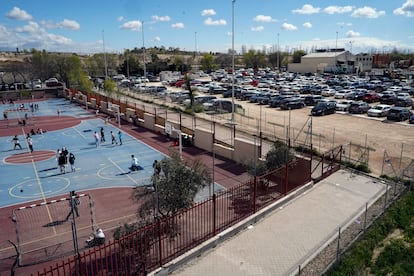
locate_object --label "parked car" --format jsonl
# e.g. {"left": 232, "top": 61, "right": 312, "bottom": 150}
{"left": 335, "top": 100, "right": 354, "bottom": 112}
{"left": 409, "top": 114, "right": 414, "bottom": 124}
{"left": 367, "top": 104, "right": 391, "bottom": 117}
{"left": 394, "top": 96, "right": 413, "bottom": 107}
{"left": 45, "top": 78, "right": 61, "bottom": 87}
{"left": 269, "top": 95, "right": 291, "bottom": 108}
{"left": 304, "top": 95, "right": 324, "bottom": 106}
{"left": 362, "top": 92, "right": 380, "bottom": 103}
{"left": 280, "top": 98, "right": 305, "bottom": 110}
{"left": 348, "top": 101, "right": 370, "bottom": 114}
{"left": 321, "top": 88, "right": 336, "bottom": 97}
{"left": 379, "top": 92, "right": 396, "bottom": 104}
{"left": 311, "top": 102, "right": 336, "bottom": 116}
{"left": 387, "top": 107, "right": 412, "bottom": 121}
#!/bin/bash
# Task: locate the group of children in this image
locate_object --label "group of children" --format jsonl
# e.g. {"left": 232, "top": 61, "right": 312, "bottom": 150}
{"left": 57, "top": 147, "right": 76, "bottom": 174}
{"left": 94, "top": 127, "right": 123, "bottom": 147}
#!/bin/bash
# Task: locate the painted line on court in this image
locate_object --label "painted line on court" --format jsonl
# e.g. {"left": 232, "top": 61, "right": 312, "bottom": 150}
{"left": 30, "top": 157, "right": 58, "bottom": 235}
{"left": 107, "top": 157, "right": 139, "bottom": 185}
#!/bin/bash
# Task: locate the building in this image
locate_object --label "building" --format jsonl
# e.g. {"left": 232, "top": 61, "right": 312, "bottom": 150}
{"left": 288, "top": 49, "right": 355, "bottom": 74}
{"left": 354, "top": 53, "right": 373, "bottom": 74}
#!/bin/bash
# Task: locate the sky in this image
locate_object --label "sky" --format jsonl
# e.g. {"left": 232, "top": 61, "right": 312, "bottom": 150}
{"left": 0, "top": 0, "right": 413, "bottom": 55}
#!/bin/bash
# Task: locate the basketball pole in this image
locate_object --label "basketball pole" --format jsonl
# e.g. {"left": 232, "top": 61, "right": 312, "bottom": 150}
{"left": 69, "top": 192, "right": 80, "bottom": 272}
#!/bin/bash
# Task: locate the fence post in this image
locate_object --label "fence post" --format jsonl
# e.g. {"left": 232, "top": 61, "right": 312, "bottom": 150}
{"left": 213, "top": 194, "right": 217, "bottom": 236}
{"left": 363, "top": 202, "right": 368, "bottom": 233}
{"left": 253, "top": 177, "right": 257, "bottom": 213}
{"left": 383, "top": 182, "right": 389, "bottom": 212}
{"left": 336, "top": 227, "right": 341, "bottom": 262}
{"left": 157, "top": 219, "right": 163, "bottom": 267}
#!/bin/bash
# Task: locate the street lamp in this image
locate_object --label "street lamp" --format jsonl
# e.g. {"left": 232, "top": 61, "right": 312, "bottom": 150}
{"left": 194, "top": 32, "right": 198, "bottom": 72}
{"left": 231, "top": 0, "right": 236, "bottom": 125}
{"left": 102, "top": 30, "right": 108, "bottom": 79}
{"left": 277, "top": 33, "right": 280, "bottom": 72}
{"left": 141, "top": 21, "right": 146, "bottom": 80}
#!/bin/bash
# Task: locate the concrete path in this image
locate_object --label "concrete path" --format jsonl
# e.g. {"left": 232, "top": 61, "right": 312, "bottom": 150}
{"left": 167, "top": 170, "right": 386, "bottom": 276}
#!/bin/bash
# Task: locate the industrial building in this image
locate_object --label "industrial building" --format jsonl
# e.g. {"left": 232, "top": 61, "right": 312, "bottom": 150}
{"left": 288, "top": 49, "right": 355, "bottom": 74}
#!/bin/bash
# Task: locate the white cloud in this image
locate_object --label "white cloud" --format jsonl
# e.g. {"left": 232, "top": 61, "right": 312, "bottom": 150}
{"left": 251, "top": 26, "right": 264, "bottom": 32}
{"left": 281, "top": 22, "right": 297, "bottom": 31}
{"left": 303, "top": 22, "right": 312, "bottom": 28}
{"left": 292, "top": 4, "right": 320, "bottom": 14}
{"left": 351, "top": 6, "right": 385, "bottom": 18}
{"left": 60, "top": 19, "right": 80, "bottom": 30}
{"left": 117, "top": 16, "right": 124, "bottom": 22}
{"left": 323, "top": 6, "right": 353, "bottom": 14}
{"left": 201, "top": 9, "right": 216, "bottom": 16}
{"left": 393, "top": 0, "right": 414, "bottom": 17}
{"left": 153, "top": 36, "right": 161, "bottom": 42}
{"left": 39, "top": 19, "right": 80, "bottom": 30}
{"left": 7, "top": 7, "right": 33, "bottom": 21}
{"left": 204, "top": 18, "right": 227, "bottom": 26}
{"left": 337, "top": 22, "right": 353, "bottom": 27}
{"left": 152, "top": 15, "right": 171, "bottom": 22}
{"left": 346, "top": 30, "right": 361, "bottom": 38}
{"left": 119, "top": 20, "right": 142, "bottom": 31}
{"left": 253, "top": 15, "right": 276, "bottom": 23}
{"left": 15, "top": 21, "right": 40, "bottom": 33}
{"left": 172, "top": 22, "right": 185, "bottom": 29}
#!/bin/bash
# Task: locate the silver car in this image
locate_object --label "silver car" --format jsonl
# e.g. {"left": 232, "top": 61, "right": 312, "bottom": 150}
{"left": 367, "top": 104, "right": 391, "bottom": 117}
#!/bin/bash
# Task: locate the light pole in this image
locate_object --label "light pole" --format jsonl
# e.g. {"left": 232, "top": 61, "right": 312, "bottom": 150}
{"left": 277, "top": 33, "right": 280, "bottom": 72}
{"left": 102, "top": 30, "right": 108, "bottom": 79}
{"left": 194, "top": 32, "right": 198, "bottom": 72}
{"left": 231, "top": 0, "right": 236, "bottom": 125}
{"left": 141, "top": 21, "right": 146, "bottom": 80}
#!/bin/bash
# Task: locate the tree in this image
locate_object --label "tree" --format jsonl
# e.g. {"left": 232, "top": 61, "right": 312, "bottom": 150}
{"left": 242, "top": 49, "right": 266, "bottom": 69}
{"left": 292, "top": 50, "right": 306, "bottom": 63}
{"left": 184, "top": 73, "right": 195, "bottom": 113}
{"left": 246, "top": 140, "right": 294, "bottom": 176}
{"left": 200, "top": 53, "right": 217, "bottom": 73}
{"left": 132, "top": 151, "right": 212, "bottom": 222}
{"left": 66, "top": 55, "right": 93, "bottom": 91}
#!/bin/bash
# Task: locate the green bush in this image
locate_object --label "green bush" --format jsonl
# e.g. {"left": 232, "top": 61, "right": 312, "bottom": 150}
{"left": 327, "top": 191, "right": 414, "bottom": 275}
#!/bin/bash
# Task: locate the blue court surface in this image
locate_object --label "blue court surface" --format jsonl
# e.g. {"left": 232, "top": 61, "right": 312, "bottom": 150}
{"left": 0, "top": 99, "right": 165, "bottom": 208}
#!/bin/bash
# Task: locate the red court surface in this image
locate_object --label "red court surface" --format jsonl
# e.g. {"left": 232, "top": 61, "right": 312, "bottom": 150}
{"left": 0, "top": 100, "right": 250, "bottom": 275}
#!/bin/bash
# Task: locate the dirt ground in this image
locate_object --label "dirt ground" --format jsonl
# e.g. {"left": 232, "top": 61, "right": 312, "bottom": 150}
{"left": 132, "top": 82, "right": 414, "bottom": 177}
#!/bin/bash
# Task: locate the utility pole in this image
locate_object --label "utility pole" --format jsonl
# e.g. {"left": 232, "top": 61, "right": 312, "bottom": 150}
{"left": 141, "top": 21, "right": 146, "bottom": 79}
{"left": 231, "top": 0, "right": 236, "bottom": 125}
{"left": 102, "top": 30, "right": 108, "bottom": 79}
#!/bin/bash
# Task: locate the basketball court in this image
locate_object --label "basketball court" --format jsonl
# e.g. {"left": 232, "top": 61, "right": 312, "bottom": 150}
{"left": 0, "top": 97, "right": 247, "bottom": 272}
{"left": 0, "top": 98, "right": 167, "bottom": 208}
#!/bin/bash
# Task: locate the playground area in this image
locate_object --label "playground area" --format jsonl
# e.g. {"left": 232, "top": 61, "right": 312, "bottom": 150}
{"left": 0, "top": 97, "right": 247, "bottom": 274}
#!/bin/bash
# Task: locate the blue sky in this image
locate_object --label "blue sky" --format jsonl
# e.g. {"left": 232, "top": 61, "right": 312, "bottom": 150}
{"left": 0, "top": 0, "right": 413, "bottom": 55}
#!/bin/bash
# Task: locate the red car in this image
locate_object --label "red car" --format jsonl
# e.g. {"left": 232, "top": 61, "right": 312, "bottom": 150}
{"left": 362, "top": 92, "right": 380, "bottom": 103}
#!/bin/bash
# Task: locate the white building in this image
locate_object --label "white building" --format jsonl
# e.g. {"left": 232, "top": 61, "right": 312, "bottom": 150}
{"left": 288, "top": 49, "right": 355, "bottom": 74}
{"left": 354, "top": 53, "right": 373, "bottom": 74}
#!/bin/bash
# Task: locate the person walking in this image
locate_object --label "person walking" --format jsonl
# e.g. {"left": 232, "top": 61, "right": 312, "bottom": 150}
{"left": 26, "top": 134, "right": 33, "bottom": 153}
{"left": 110, "top": 131, "right": 118, "bottom": 145}
{"left": 68, "top": 152, "right": 76, "bottom": 172}
{"left": 65, "top": 191, "right": 80, "bottom": 220}
{"left": 12, "top": 135, "right": 22, "bottom": 150}
{"left": 94, "top": 131, "right": 100, "bottom": 147}
{"left": 100, "top": 127, "right": 105, "bottom": 143}
{"left": 118, "top": 131, "right": 123, "bottom": 145}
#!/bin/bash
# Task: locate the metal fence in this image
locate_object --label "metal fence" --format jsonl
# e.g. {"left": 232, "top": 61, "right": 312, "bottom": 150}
{"left": 33, "top": 158, "right": 312, "bottom": 275}
{"left": 297, "top": 178, "right": 407, "bottom": 275}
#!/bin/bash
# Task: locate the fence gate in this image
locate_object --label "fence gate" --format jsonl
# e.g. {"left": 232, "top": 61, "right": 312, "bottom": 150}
{"left": 311, "top": 145, "right": 343, "bottom": 183}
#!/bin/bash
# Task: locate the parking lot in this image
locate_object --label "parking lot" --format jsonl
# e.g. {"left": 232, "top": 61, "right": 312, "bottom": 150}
{"left": 126, "top": 73, "right": 414, "bottom": 177}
